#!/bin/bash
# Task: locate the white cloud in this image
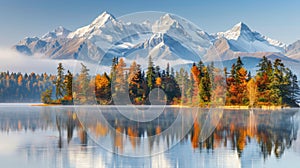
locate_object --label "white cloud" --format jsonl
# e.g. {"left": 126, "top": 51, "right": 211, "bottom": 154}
{"left": 0, "top": 48, "right": 109, "bottom": 75}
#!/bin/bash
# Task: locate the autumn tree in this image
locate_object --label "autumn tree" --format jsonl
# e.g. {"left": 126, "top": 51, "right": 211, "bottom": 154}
{"left": 191, "top": 63, "right": 200, "bottom": 105}
{"left": 255, "top": 56, "right": 273, "bottom": 105}
{"left": 41, "top": 87, "right": 53, "bottom": 104}
{"left": 226, "top": 57, "right": 249, "bottom": 105}
{"left": 247, "top": 78, "right": 257, "bottom": 107}
{"left": 95, "top": 73, "right": 111, "bottom": 104}
{"left": 128, "top": 64, "right": 145, "bottom": 104}
{"left": 115, "top": 58, "right": 126, "bottom": 93}
{"left": 75, "top": 63, "right": 90, "bottom": 103}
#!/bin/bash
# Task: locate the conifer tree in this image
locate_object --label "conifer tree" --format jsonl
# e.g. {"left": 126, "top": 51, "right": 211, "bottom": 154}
{"left": 65, "top": 70, "right": 73, "bottom": 98}
{"left": 199, "top": 67, "right": 211, "bottom": 106}
{"left": 54, "top": 63, "right": 65, "bottom": 99}
{"left": 146, "top": 56, "right": 155, "bottom": 90}
{"left": 77, "top": 63, "right": 90, "bottom": 101}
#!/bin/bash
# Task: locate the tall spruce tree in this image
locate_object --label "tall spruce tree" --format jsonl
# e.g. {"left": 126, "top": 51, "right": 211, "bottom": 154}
{"left": 199, "top": 66, "right": 211, "bottom": 106}
{"left": 65, "top": 70, "right": 73, "bottom": 98}
{"left": 77, "top": 63, "right": 90, "bottom": 99}
{"left": 54, "top": 63, "right": 65, "bottom": 99}
{"left": 146, "top": 56, "right": 155, "bottom": 90}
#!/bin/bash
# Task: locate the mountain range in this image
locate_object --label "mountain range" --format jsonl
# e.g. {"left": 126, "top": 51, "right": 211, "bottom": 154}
{"left": 13, "top": 11, "right": 300, "bottom": 74}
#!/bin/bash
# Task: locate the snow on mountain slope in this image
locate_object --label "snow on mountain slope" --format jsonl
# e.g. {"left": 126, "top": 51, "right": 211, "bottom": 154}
{"left": 126, "top": 33, "right": 197, "bottom": 67}
{"left": 68, "top": 11, "right": 150, "bottom": 51}
{"left": 152, "top": 14, "right": 212, "bottom": 56}
{"left": 68, "top": 11, "right": 117, "bottom": 38}
{"left": 42, "top": 26, "right": 71, "bottom": 40}
{"left": 217, "top": 22, "right": 286, "bottom": 53}
{"left": 286, "top": 40, "right": 300, "bottom": 59}
{"left": 14, "top": 11, "right": 299, "bottom": 72}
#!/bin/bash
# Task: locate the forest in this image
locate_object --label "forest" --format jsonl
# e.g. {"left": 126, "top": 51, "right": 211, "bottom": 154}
{"left": 0, "top": 56, "right": 299, "bottom": 107}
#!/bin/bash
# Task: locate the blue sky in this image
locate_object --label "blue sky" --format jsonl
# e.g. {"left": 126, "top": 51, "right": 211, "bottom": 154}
{"left": 0, "top": 0, "right": 300, "bottom": 46}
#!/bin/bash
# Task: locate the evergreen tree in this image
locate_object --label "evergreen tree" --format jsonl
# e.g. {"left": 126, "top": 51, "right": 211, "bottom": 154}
{"left": 270, "top": 59, "right": 284, "bottom": 105}
{"left": 76, "top": 63, "right": 90, "bottom": 101}
{"left": 171, "top": 67, "right": 175, "bottom": 77}
{"left": 235, "top": 57, "right": 244, "bottom": 71}
{"left": 166, "top": 63, "right": 170, "bottom": 77}
{"left": 226, "top": 58, "right": 248, "bottom": 105}
{"left": 255, "top": 56, "right": 273, "bottom": 105}
{"left": 199, "top": 67, "right": 211, "bottom": 106}
{"left": 110, "top": 57, "right": 118, "bottom": 83}
{"left": 291, "top": 74, "right": 300, "bottom": 105}
{"left": 155, "top": 66, "right": 161, "bottom": 78}
{"left": 115, "top": 58, "right": 126, "bottom": 93}
{"left": 41, "top": 87, "right": 53, "bottom": 104}
{"left": 54, "top": 63, "right": 65, "bottom": 99}
{"left": 65, "top": 70, "right": 73, "bottom": 98}
{"left": 175, "top": 68, "right": 190, "bottom": 104}
{"left": 146, "top": 56, "right": 155, "bottom": 90}
{"left": 129, "top": 64, "right": 145, "bottom": 104}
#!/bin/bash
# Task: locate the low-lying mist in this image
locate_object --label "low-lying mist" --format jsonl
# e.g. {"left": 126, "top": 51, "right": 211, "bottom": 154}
{"left": 0, "top": 48, "right": 107, "bottom": 75}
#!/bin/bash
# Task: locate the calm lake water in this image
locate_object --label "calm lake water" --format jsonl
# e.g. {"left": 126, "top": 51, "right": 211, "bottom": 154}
{"left": 1, "top": 104, "right": 300, "bottom": 168}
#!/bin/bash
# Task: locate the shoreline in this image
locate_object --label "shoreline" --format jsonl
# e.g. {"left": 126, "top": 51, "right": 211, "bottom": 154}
{"left": 27, "top": 103, "right": 296, "bottom": 109}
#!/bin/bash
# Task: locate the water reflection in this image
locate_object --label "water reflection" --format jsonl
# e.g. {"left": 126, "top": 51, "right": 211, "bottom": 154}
{"left": 0, "top": 106, "right": 299, "bottom": 167}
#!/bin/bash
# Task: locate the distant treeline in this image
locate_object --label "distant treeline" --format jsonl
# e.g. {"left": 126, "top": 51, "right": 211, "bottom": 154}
{"left": 1, "top": 56, "right": 300, "bottom": 107}
{"left": 0, "top": 71, "right": 54, "bottom": 102}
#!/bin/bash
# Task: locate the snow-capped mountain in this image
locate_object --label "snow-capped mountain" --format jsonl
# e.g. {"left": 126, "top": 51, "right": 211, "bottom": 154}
{"left": 203, "top": 22, "right": 289, "bottom": 62}
{"left": 216, "top": 22, "right": 285, "bottom": 52}
{"left": 42, "top": 26, "right": 71, "bottom": 40}
{"left": 286, "top": 40, "right": 300, "bottom": 59}
{"left": 13, "top": 11, "right": 300, "bottom": 71}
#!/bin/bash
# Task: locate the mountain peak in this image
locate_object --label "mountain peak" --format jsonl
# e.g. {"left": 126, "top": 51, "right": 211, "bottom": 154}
{"left": 152, "top": 13, "right": 182, "bottom": 33}
{"left": 42, "top": 26, "right": 71, "bottom": 39}
{"left": 218, "top": 22, "right": 253, "bottom": 40}
{"left": 91, "top": 11, "right": 116, "bottom": 27}
{"left": 234, "top": 22, "right": 251, "bottom": 32}
{"left": 54, "top": 26, "right": 68, "bottom": 32}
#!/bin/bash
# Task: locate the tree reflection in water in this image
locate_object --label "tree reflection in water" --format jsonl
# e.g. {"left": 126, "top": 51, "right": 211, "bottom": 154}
{"left": 0, "top": 107, "right": 298, "bottom": 160}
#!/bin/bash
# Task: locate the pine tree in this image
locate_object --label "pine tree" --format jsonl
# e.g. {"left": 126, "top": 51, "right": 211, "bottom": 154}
{"left": 175, "top": 68, "right": 190, "bottom": 104}
{"left": 155, "top": 66, "right": 161, "bottom": 78}
{"left": 41, "top": 87, "right": 53, "bottom": 104}
{"left": 65, "top": 70, "right": 73, "bottom": 98}
{"left": 77, "top": 63, "right": 90, "bottom": 102}
{"left": 255, "top": 56, "right": 273, "bottom": 105}
{"left": 166, "top": 63, "right": 170, "bottom": 77}
{"left": 199, "top": 67, "right": 211, "bottom": 106}
{"left": 270, "top": 59, "right": 284, "bottom": 105}
{"left": 208, "top": 62, "right": 215, "bottom": 89}
{"left": 128, "top": 65, "right": 144, "bottom": 104}
{"left": 54, "top": 63, "right": 65, "bottom": 99}
{"left": 146, "top": 56, "right": 155, "bottom": 90}
{"left": 115, "top": 58, "right": 126, "bottom": 93}
{"left": 291, "top": 74, "right": 300, "bottom": 105}
{"left": 226, "top": 57, "right": 248, "bottom": 105}
{"left": 110, "top": 57, "right": 118, "bottom": 83}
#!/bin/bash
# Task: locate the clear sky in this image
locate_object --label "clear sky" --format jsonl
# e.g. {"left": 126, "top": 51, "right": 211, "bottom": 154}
{"left": 0, "top": 0, "right": 300, "bottom": 47}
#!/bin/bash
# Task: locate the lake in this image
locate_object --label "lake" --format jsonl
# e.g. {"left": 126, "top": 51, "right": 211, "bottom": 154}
{"left": 0, "top": 104, "right": 300, "bottom": 168}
